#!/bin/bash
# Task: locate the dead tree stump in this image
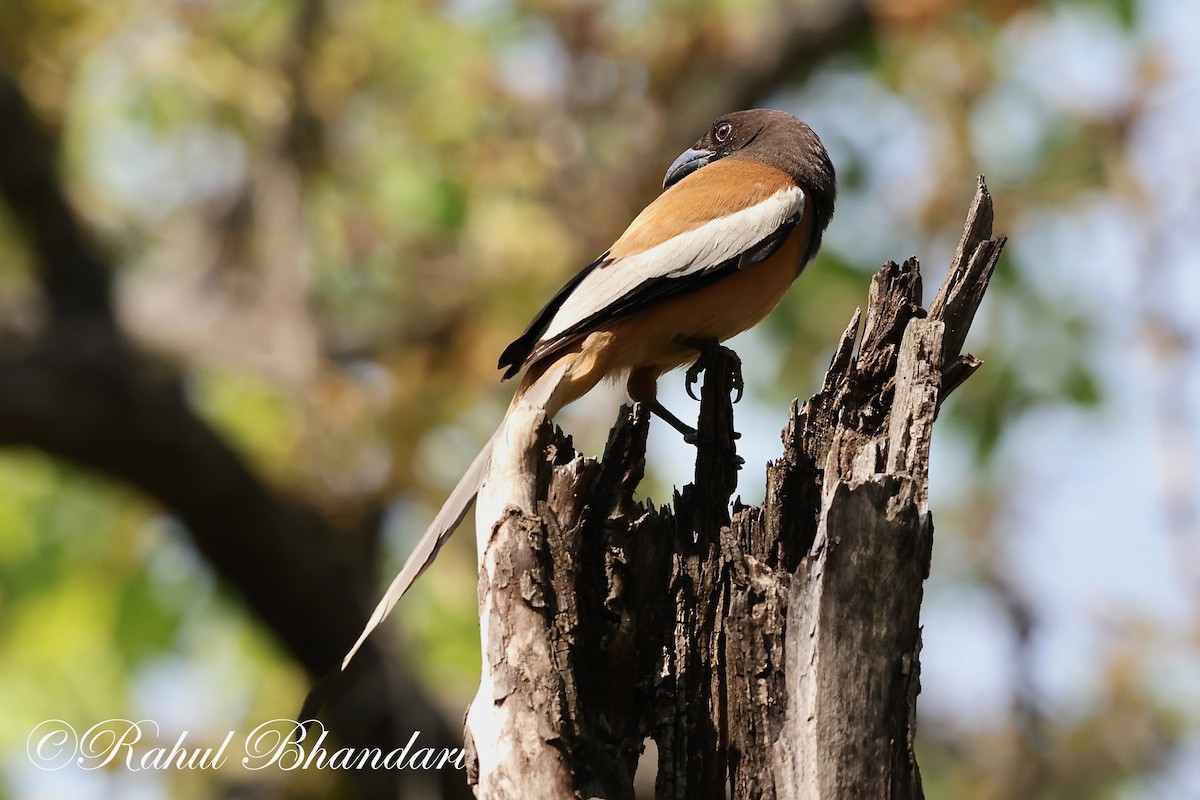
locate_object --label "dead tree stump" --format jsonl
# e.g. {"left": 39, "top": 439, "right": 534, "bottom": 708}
{"left": 464, "top": 178, "right": 1005, "bottom": 799}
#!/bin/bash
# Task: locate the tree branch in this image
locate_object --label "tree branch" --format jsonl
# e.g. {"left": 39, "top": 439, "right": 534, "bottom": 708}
{"left": 0, "top": 68, "right": 471, "bottom": 800}
{"left": 0, "top": 72, "right": 111, "bottom": 320}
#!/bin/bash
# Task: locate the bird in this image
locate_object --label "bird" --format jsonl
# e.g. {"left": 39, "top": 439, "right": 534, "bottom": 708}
{"left": 338, "top": 108, "right": 835, "bottom": 671}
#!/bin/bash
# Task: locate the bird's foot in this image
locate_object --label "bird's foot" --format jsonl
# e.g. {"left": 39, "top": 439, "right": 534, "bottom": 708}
{"left": 683, "top": 339, "right": 744, "bottom": 403}
{"left": 641, "top": 398, "right": 741, "bottom": 445}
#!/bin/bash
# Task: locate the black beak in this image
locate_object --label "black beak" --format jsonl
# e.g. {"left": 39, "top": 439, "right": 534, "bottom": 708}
{"left": 663, "top": 147, "right": 713, "bottom": 188}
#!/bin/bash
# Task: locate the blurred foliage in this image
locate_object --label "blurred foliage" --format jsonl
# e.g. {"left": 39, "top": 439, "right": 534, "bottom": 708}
{"left": 2, "top": 0, "right": 1198, "bottom": 797}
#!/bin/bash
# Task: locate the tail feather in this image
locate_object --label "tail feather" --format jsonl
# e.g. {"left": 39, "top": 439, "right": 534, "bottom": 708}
{"left": 340, "top": 429, "right": 497, "bottom": 671}
{"left": 338, "top": 360, "right": 573, "bottom": 673}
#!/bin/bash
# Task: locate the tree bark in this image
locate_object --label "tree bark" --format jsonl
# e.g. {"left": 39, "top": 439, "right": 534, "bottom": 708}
{"left": 466, "top": 179, "right": 1005, "bottom": 798}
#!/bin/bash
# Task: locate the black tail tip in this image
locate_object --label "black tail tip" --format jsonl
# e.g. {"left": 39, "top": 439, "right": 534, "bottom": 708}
{"left": 297, "top": 668, "right": 340, "bottom": 727}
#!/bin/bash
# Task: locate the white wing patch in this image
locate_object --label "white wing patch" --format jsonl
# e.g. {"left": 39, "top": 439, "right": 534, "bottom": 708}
{"left": 539, "top": 185, "right": 805, "bottom": 343}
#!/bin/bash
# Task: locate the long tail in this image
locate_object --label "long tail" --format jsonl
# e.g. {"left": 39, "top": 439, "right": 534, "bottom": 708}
{"left": 337, "top": 360, "right": 573, "bottom": 672}
{"left": 339, "top": 429, "right": 497, "bottom": 670}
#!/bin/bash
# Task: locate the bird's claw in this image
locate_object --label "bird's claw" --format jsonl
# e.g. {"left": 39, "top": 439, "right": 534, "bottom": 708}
{"left": 685, "top": 361, "right": 703, "bottom": 401}
{"left": 684, "top": 340, "right": 744, "bottom": 403}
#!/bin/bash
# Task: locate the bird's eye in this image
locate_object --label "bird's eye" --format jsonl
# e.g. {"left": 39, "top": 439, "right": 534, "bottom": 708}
{"left": 714, "top": 122, "right": 733, "bottom": 142}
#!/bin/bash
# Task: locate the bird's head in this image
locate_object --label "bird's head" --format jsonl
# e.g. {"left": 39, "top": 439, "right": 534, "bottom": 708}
{"left": 664, "top": 109, "right": 836, "bottom": 259}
